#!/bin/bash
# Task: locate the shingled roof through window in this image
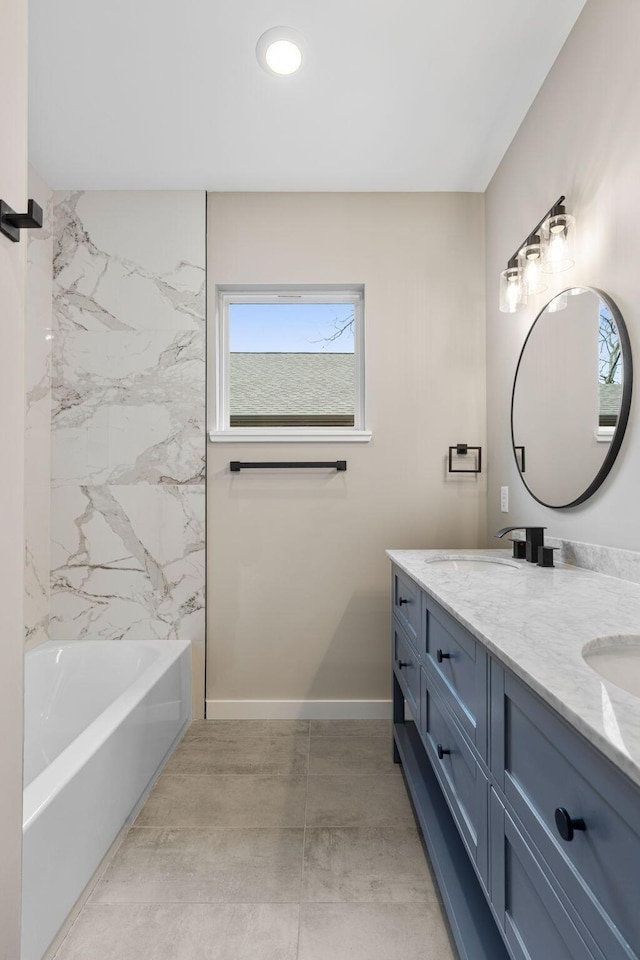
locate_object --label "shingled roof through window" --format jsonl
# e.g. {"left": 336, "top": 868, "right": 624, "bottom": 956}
{"left": 230, "top": 353, "right": 355, "bottom": 416}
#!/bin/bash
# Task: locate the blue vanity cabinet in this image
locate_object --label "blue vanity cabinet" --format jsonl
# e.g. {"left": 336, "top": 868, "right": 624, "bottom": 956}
{"left": 390, "top": 563, "right": 640, "bottom": 960}
{"left": 491, "top": 661, "right": 640, "bottom": 960}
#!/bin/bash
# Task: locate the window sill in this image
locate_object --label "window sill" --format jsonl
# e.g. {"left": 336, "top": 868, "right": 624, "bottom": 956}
{"left": 208, "top": 429, "right": 373, "bottom": 444}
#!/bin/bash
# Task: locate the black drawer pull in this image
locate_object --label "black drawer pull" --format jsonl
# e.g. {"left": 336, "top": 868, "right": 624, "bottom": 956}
{"left": 436, "top": 649, "right": 451, "bottom": 663}
{"left": 398, "top": 660, "right": 411, "bottom": 670}
{"left": 437, "top": 744, "right": 451, "bottom": 760}
{"left": 554, "top": 807, "right": 586, "bottom": 842}
{"left": 398, "top": 597, "right": 412, "bottom": 606}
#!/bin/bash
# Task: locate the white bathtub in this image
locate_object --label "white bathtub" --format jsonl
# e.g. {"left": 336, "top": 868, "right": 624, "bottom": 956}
{"left": 22, "top": 639, "right": 192, "bottom": 960}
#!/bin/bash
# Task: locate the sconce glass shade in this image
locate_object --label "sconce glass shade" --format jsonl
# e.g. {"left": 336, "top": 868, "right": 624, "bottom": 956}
{"left": 547, "top": 292, "right": 568, "bottom": 313}
{"left": 541, "top": 209, "right": 576, "bottom": 273}
{"left": 500, "top": 260, "right": 528, "bottom": 313}
{"left": 519, "top": 235, "right": 548, "bottom": 296}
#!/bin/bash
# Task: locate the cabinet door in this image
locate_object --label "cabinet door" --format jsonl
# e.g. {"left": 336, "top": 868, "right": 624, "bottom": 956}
{"left": 392, "top": 566, "right": 420, "bottom": 648}
{"left": 423, "top": 595, "right": 487, "bottom": 759}
{"left": 392, "top": 619, "right": 421, "bottom": 723}
{"left": 490, "top": 791, "right": 601, "bottom": 960}
{"left": 420, "top": 670, "right": 488, "bottom": 888}
{"left": 492, "top": 662, "right": 640, "bottom": 960}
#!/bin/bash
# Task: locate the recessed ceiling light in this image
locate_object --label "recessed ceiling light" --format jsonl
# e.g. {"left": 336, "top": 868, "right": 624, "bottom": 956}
{"left": 256, "top": 27, "right": 305, "bottom": 77}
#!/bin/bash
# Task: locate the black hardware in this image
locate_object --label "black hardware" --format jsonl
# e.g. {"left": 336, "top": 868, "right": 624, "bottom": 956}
{"left": 510, "top": 539, "right": 527, "bottom": 560}
{"left": 230, "top": 460, "right": 347, "bottom": 472}
{"left": 495, "top": 526, "right": 547, "bottom": 564}
{"left": 398, "top": 661, "right": 411, "bottom": 670}
{"left": 436, "top": 649, "right": 450, "bottom": 663}
{"left": 437, "top": 744, "right": 451, "bottom": 760}
{"left": 514, "top": 445, "right": 526, "bottom": 473}
{"left": 398, "top": 597, "right": 411, "bottom": 606}
{"left": 537, "top": 545, "right": 558, "bottom": 568}
{"left": 448, "top": 444, "right": 482, "bottom": 474}
{"left": 0, "top": 199, "right": 43, "bottom": 243}
{"left": 554, "top": 807, "right": 586, "bottom": 842}
{"left": 507, "top": 195, "right": 565, "bottom": 266}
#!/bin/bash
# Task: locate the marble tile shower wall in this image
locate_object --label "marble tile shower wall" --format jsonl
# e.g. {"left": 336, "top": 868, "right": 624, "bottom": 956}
{"left": 25, "top": 167, "right": 53, "bottom": 648}
{"left": 50, "top": 192, "right": 206, "bottom": 677}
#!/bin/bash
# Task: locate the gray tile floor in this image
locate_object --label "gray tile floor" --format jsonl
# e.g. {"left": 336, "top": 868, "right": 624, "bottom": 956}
{"left": 54, "top": 720, "right": 456, "bottom": 960}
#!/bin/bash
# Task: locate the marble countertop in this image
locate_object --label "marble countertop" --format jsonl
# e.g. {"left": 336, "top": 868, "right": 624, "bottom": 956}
{"left": 387, "top": 548, "right": 640, "bottom": 789}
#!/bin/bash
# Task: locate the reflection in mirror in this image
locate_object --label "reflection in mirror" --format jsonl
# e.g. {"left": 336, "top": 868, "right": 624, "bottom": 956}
{"left": 511, "top": 288, "right": 632, "bottom": 508}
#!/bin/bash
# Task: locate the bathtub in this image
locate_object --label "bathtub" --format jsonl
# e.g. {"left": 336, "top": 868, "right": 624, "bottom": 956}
{"left": 22, "top": 639, "right": 192, "bottom": 960}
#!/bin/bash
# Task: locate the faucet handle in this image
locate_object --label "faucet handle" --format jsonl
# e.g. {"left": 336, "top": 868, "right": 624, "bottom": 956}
{"left": 511, "top": 539, "right": 527, "bottom": 560}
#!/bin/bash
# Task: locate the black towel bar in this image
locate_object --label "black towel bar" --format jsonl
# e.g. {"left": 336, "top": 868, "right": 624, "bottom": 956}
{"left": 230, "top": 460, "right": 347, "bottom": 472}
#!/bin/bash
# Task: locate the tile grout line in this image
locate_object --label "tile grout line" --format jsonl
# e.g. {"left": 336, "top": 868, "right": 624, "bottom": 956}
{"left": 77, "top": 896, "right": 439, "bottom": 906}
{"left": 295, "top": 722, "right": 312, "bottom": 960}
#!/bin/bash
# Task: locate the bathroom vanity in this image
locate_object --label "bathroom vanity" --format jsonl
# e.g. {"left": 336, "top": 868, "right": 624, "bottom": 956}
{"left": 388, "top": 549, "right": 640, "bottom": 960}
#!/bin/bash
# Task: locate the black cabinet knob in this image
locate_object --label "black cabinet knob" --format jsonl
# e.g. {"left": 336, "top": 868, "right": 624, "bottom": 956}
{"left": 436, "top": 649, "right": 451, "bottom": 663}
{"left": 554, "top": 807, "right": 586, "bottom": 842}
{"left": 398, "top": 661, "right": 410, "bottom": 670}
{"left": 398, "top": 597, "right": 411, "bottom": 606}
{"left": 437, "top": 744, "right": 450, "bottom": 760}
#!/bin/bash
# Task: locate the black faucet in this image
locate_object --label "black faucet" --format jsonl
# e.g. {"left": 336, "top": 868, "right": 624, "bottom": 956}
{"left": 494, "top": 526, "right": 552, "bottom": 565}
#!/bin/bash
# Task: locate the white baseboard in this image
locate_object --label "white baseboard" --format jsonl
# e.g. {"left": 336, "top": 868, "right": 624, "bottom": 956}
{"left": 205, "top": 699, "right": 393, "bottom": 720}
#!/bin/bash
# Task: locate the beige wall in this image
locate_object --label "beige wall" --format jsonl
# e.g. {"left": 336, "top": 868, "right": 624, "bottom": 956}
{"left": 486, "top": 0, "right": 640, "bottom": 546}
{"left": 207, "top": 192, "right": 486, "bottom": 714}
{"left": 0, "top": 0, "right": 28, "bottom": 954}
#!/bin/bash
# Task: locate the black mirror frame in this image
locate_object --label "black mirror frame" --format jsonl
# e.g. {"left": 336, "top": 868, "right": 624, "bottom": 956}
{"left": 510, "top": 287, "right": 633, "bottom": 509}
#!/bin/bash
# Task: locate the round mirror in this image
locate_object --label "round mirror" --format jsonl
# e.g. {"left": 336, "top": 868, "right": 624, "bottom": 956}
{"left": 511, "top": 287, "right": 632, "bottom": 508}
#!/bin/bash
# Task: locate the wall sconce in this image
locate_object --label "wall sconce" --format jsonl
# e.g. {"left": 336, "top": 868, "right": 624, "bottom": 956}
{"left": 499, "top": 257, "right": 528, "bottom": 314}
{"left": 499, "top": 196, "right": 575, "bottom": 313}
{"left": 519, "top": 234, "right": 547, "bottom": 296}
{"left": 541, "top": 203, "right": 575, "bottom": 273}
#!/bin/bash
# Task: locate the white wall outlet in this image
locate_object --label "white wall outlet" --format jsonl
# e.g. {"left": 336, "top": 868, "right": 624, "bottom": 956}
{"left": 500, "top": 486, "right": 509, "bottom": 513}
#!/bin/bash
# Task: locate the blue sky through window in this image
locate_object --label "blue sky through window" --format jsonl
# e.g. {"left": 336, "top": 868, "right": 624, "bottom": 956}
{"left": 230, "top": 302, "right": 355, "bottom": 353}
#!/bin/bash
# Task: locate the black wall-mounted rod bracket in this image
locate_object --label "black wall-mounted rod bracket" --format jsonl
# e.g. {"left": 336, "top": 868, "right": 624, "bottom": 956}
{"left": 0, "top": 199, "right": 43, "bottom": 243}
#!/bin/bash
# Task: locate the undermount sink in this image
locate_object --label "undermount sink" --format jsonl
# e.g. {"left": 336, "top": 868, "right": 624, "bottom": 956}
{"left": 582, "top": 636, "right": 640, "bottom": 698}
{"left": 423, "top": 555, "right": 520, "bottom": 572}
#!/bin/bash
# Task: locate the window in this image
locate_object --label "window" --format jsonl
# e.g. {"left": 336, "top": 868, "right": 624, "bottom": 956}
{"left": 210, "top": 286, "right": 369, "bottom": 442}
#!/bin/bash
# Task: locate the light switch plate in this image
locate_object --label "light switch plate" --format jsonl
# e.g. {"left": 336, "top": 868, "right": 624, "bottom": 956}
{"left": 500, "top": 486, "right": 509, "bottom": 513}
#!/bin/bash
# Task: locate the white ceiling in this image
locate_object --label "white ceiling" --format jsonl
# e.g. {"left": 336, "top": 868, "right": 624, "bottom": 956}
{"left": 29, "top": 0, "right": 587, "bottom": 192}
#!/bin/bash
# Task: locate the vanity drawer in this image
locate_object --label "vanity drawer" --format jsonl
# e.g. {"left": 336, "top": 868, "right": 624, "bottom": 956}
{"left": 393, "top": 620, "right": 421, "bottom": 722}
{"left": 392, "top": 567, "right": 420, "bottom": 648}
{"left": 423, "top": 596, "right": 487, "bottom": 758}
{"left": 420, "top": 669, "right": 488, "bottom": 886}
{"left": 490, "top": 791, "right": 601, "bottom": 960}
{"left": 492, "top": 665, "right": 640, "bottom": 960}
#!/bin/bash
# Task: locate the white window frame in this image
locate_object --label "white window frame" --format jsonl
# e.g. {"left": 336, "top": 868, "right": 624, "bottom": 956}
{"left": 209, "top": 285, "right": 371, "bottom": 443}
